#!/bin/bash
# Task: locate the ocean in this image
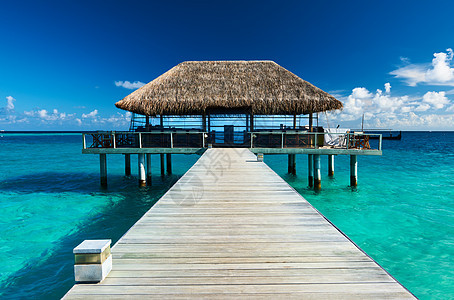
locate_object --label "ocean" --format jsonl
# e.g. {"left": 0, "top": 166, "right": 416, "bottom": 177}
{"left": 0, "top": 132, "right": 452, "bottom": 299}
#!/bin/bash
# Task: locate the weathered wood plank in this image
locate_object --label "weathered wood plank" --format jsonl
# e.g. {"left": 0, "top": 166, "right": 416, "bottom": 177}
{"left": 67, "top": 283, "right": 410, "bottom": 295}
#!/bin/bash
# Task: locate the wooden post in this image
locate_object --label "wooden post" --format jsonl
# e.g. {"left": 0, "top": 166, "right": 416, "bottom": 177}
{"left": 250, "top": 113, "right": 254, "bottom": 132}
{"left": 293, "top": 114, "right": 297, "bottom": 129}
{"left": 328, "top": 154, "right": 334, "bottom": 177}
{"left": 288, "top": 154, "right": 296, "bottom": 175}
{"left": 350, "top": 155, "right": 357, "bottom": 187}
{"left": 145, "top": 116, "right": 150, "bottom": 130}
{"left": 160, "top": 154, "right": 165, "bottom": 176}
{"left": 100, "top": 154, "right": 107, "bottom": 187}
{"left": 166, "top": 153, "right": 172, "bottom": 175}
{"left": 146, "top": 153, "right": 152, "bottom": 185}
{"left": 208, "top": 113, "right": 211, "bottom": 132}
{"left": 246, "top": 114, "right": 249, "bottom": 132}
{"left": 309, "top": 113, "right": 313, "bottom": 146}
{"left": 138, "top": 154, "right": 146, "bottom": 187}
{"left": 309, "top": 113, "right": 313, "bottom": 131}
{"left": 124, "top": 154, "right": 131, "bottom": 176}
{"left": 202, "top": 112, "right": 207, "bottom": 132}
{"left": 313, "top": 154, "right": 321, "bottom": 190}
{"left": 160, "top": 115, "right": 164, "bottom": 128}
{"left": 308, "top": 154, "right": 313, "bottom": 188}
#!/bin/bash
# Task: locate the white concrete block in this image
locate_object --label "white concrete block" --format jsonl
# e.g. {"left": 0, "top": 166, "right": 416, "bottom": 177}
{"left": 74, "top": 255, "right": 112, "bottom": 282}
{"left": 74, "top": 239, "right": 111, "bottom": 254}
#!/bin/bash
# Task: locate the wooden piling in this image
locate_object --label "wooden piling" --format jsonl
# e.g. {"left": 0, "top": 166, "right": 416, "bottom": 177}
{"left": 166, "top": 153, "right": 172, "bottom": 175}
{"left": 138, "top": 154, "right": 146, "bottom": 187}
{"left": 124, "top": 154, "right": 131, "bottom": 176}
{"left": 313, "top": 154, "right": 321, "bottom": 190}
{"left": 160, "top": 154, "right": 165, "bottom": 176}
{"left": 146, "top": 154, "right": 152, "bottom": 185}
{"left": 288, "top": 154, "right": 296, "bottom": 175}
{"left": 350, "top": 155, "right": 357, "bottom": 187}
{"left": 308, "top": 154, "right": 314, "bottom": 188}
{"left": 328, "top": 154, "right": 334, "bottom": 177}
{"left": 99, "top": 154, "right": 107, "bottom": 187}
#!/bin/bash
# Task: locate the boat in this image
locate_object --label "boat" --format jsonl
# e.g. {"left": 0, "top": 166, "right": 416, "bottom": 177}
{"left": 367, "top": 131, "right": 402, "bottom": 140}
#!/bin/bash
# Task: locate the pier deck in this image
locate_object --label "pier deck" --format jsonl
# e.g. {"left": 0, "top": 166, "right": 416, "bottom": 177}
{"left": 65, "top": 148, "right": 413, "bottom": 299}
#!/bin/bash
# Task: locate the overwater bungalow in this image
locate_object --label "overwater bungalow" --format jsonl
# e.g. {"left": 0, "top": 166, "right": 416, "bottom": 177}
{"left": 65, "top": 61, "right": 417, "bottom": 300}
{"left": 82, "top": 61, "right": 382, "bottom": 188}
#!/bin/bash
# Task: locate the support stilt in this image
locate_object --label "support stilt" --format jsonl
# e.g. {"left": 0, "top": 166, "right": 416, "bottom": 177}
{"left": 350, "top": 155, "right": 357, "bottom": 187}
{"left": 328, "top": 154, "right": 334, "bottom": 177}
{"left": 160, "top": 154, "right": 165, "bottom": 176}
{"left": 250, "top": 113, "right": 254, "bottom": 132}
{"left": 308, "top": 154, "right": 314, "bottom": 188}
{"left": 202, "top": 112, "right": 207, "bottom": 132}
{"left": 100, "top": 154, "right": 107, "bottom": 187}
{"left": 138, "top": 153, "right": 146, "bottom": 187}
{"left": 124, "top": 154, "right": 131, "bottom": 176}
{"left": 166, "top": 153, "right": 172, "bottom": 175}
{"left": 146, "top": 153, "right": 152, "bottom": 185}
{"left": 313, "top": 154, "right": 321, "bottom": 190}
{"left": 288, "top": 154, "right": 296, "bottom": 175}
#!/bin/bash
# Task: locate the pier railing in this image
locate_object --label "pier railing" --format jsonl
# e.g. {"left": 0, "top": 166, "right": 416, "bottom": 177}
{"left": 250, "top": 131, "right": 382, "bottom": 150}
{"left": 83, "top": 131, "right": 206, "bottom": 149}
{"left": 82, "top": 131, "right": 382, "bottom": 151}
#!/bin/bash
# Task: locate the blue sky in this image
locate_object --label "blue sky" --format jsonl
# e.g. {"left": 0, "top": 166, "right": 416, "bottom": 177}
{"left": 1, "top": 0, "right": 454, "bottom": 130}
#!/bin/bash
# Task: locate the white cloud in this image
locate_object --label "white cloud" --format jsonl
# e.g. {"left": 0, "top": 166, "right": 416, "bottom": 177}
{"left": 115, "top": 80, "right": 145, "bottom": 89}
{"left": 384, "top": 83, "right": 391, "bottom": 93}
{"left": 338, "top": 85, "right": 408, "bottom": 122}
{"left": 415, "top": 103, "right": 430, "bottom": 112}
{"left": 422, "top": 91, "right": 450, "bottom": 109}
{"left": 82, "top": 109, "right": 98, "bottom": 118}
{"left": 391, "top": 48, "right": 454, "bottom": 86}
{"left": 24, "top": 108, "right": 74, "bottom": 121}
{"left": 327, "top": 83, "right": 454, "bottom": 130}
{"left": 38, "top": 109, "right": 48, "bottom": 119}
{"left": 6, "top": 96, "right": 15, "bottom": 110}
{"left": 351, "top": 87, "right": 373, "bottom": 99}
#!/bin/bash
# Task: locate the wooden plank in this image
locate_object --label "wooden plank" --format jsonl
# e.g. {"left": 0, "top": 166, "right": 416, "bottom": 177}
{"left": 66, "top": 283, "right": 409, "bottom": 295}
{"left": 64, "top": 148, "right": 414, "bottom": 299}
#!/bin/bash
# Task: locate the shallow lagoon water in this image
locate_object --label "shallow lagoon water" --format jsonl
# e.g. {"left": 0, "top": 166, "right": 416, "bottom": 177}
{"left": 0, "top": 132, "right": 452, "bottom": 299}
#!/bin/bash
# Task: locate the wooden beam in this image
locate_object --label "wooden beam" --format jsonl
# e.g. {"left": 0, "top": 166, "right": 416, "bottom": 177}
{"left": 138, "top": 154, "right": 146, "bottom": 187}
{"left": 100, "top": 154, "right": 107, "bottom": 187}
{"left": 328, "top": 155, "right": 334, "bottom": 177}
{"left": 124, "top": 154, "right": 131, "bottom": 176}
{"left": 166, "top": 153, "right": 172, "bottom": 175}
{"left": 160, "top": 154, "right": 165, "bottom": 176}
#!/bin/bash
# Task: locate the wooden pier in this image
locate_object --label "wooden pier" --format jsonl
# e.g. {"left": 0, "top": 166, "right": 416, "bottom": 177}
{"left": 65, "top": 148, "right": 413, "bottom": 299}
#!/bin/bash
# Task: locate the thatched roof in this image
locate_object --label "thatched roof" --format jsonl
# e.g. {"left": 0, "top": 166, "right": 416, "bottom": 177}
{"left": 115, "top": 61, "right": 342, "bottom": 115}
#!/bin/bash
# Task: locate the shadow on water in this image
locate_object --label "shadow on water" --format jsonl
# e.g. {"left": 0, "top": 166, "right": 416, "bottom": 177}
{"left": 0, "top": 171, "right": 182, "bottom": 193}
{"left": 0, "top": 173, "right": 181, "bottom": 299}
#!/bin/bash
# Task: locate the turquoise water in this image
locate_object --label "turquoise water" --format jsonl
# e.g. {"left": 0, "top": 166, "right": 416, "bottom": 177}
{"left": 0, "top": 132, "right": 453, "bottom": 299}
{"left": 266, "top": 131, "right": 454, "bottom": 299}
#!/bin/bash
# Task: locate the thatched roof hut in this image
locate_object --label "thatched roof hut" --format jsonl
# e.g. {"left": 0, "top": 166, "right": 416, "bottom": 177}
{"left": 115, "top": 61, "right": 342, "bottom": 116}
